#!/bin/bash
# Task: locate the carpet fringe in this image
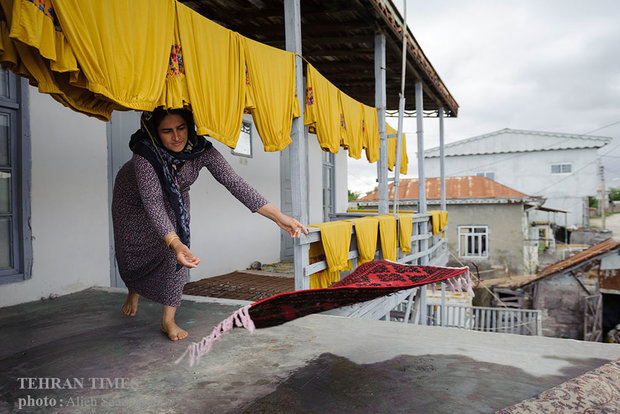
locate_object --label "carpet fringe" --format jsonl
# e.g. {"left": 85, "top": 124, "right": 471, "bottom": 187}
{"left": 175, "top": 304, "right": 255, "bottom": 367}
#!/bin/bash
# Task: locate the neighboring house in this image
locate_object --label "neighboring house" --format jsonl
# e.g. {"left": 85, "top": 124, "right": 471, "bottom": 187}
{"left": 483, "top": 238, "right": 620, "bottom": 341}
{"left": 424, "top": 128, "right": 611, "bottom": 228}
{"left": 0, "top": 74, "right": 348, "bottom": 307}
{"left": 353, "top": 176, "right": 554, "bottom": 276}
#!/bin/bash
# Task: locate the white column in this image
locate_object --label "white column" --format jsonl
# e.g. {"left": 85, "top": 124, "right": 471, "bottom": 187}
{"left": 375, "top": 33, "right": 388, "bottom": 215}
{"left": 285, "top": 0, "right": 309, "bottom": 290}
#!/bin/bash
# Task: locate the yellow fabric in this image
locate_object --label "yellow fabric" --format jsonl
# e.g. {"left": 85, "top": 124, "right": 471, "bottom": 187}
{"left": 309, "top": 221, "right": 352, "bottom": 289}
{"left": 177, "top": 2, "right": 246, "bottom": 146}
{"left": 429, "top": 210, "right": 449, "bottom": 238}
{"left": 157, "top": 13, "right": 190, "bottom": 110}
{"left": 338, "top": 90, "right": 364, "bottom": 159}
{"left": 52, "top": 0, "right": 175, "bottom": 110}
{"left": 362, "top": 104, "right": 380, "bottom": 163}
{"left": 378, "top": 215, "right": 397, "bottom": 261}
{"left": 386, "top": 123, "right": 408, "bottom": 175}
{"left": 8, "top": 0, "right": 77, "bottom": 73}
{"left": 305, "top": 63, "right": 341, "bottom": 153}
{"left": 346, "top": 216, "right": 379, "bottom": 265}
{"left": 398, "top": 214, "right": 413, "bottom": 254}
{"left": 243, "top": 36, "right": 299, "bottom": 152}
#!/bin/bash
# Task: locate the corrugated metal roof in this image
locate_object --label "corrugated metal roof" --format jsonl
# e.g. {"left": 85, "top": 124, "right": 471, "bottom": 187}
{"left": 521, "top": 238, "right": 620, "bottom": 286}
{"left": 358, "top": 176, "right": 528, "bottom": 201}
{"left": 424, "top": 128, "right": 611, "bottom": 158}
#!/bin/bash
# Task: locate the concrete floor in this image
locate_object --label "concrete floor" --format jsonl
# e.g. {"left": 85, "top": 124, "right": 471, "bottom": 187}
{"left": 1, "top": 288, "right": 619, "bottom": 413}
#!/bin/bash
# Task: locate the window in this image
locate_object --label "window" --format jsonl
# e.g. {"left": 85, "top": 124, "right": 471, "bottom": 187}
{"left": 231, "top": 121, "right": 252, "bottom": 158}
{"left": 322, "top": 151, "right": 335, "bottom": 221}
{"left": 0, "top": 68, "right": 31, "bottom": 284}
{"left": 550, "top": 163, "right": 572, "bottom": 174}
{"left": 458, "top": 226, "right": 488, "bottom": 258}
{"left": 476, "top": 171, "right": 495, "bottom": 181}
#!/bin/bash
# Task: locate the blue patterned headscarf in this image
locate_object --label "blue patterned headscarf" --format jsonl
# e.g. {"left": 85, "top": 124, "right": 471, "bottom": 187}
{"left": 129, "top": 108, "right": 211, "bottom": 263}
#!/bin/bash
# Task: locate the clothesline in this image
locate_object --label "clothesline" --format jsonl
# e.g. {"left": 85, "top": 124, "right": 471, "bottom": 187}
{"left": 0, "top": 0, "right": 407, "bottom": 170}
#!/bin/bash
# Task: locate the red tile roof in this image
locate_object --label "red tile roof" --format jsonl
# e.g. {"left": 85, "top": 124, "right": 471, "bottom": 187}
{"left": 358, "top": 176, "right": 528, "bottom": 201}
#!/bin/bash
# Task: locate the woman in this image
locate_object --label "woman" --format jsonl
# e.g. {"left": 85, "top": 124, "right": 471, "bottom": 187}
{"left": 112, "top": 107, "right": 307, "bottom": 341}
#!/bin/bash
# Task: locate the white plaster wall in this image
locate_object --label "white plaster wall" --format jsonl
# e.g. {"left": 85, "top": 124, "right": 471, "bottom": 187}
{"left": 425, "top": 147, "right": 600, "bottom": 226}
{"left": 0, "top": 88, "right": 110, "bottom": 307}
{"left": 188, "top": 117, "right": 282, "bottom": 280}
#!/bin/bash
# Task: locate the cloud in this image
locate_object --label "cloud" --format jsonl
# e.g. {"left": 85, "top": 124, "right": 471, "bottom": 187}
{"left": 349, "top": 0, "right": 620, "bottom": 191}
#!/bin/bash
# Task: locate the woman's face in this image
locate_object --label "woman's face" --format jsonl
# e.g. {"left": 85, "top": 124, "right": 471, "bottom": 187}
{"left": 157, "top": 113, "right": 188, "bottom": 152}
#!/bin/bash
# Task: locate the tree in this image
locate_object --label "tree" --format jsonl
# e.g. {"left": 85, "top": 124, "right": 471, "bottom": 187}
{"left": 610, "top": 187, "right": 620, "bottom": 202}
{"left": 348, "top": 190, "right": 361, "bottom": 201}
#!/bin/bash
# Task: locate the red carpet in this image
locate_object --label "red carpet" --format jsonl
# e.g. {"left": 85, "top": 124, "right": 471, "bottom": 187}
{"left": 177, "top": 260, "right": 470, "bottom": 366}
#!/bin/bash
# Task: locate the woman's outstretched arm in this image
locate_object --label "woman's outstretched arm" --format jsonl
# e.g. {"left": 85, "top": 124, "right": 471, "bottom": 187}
{"left": 257, "top": 203, "right": 308, "bottom": 238}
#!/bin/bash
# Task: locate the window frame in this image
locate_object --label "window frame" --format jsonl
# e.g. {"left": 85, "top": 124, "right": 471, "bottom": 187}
{"left": 0, "top": 71, "right": 32, "bottom": 284}
{"left": 550, "top": 162, "right": 572, "bottom": 175}
{"left": 476, "top": 171, "right": 495, "bottom": 181}
{"left": 457, "top": 225, "right": 489, "bottom": 258}
{"left": 231, "top": 120, "right": 253, "bottom": 158}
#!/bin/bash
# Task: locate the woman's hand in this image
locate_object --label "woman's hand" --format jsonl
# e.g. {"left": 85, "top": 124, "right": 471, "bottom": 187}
{"left": 257, "top": 203, "right": 308, "bottom": 239}
{"left": 276, "top": 214, "right": 308, "bottom": 239}
{"left": 170, "top": 239, "right": 201, "bottom": 268}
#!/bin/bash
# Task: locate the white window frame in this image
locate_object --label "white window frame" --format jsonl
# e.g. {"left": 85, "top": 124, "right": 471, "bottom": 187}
{"left": 231, "top": 120, "right": 252, "bottom": 158}
{"left": 458, "top": 225, "right": 489, "bottom": 258}
{"left": 550, "top": 162, "right": 572, "bottom": 175}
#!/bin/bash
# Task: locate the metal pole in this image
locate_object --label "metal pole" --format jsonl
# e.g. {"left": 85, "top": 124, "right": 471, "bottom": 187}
{"left": 600, "top": 162, "right": 606, "bottom": 230}
{"left": 285, "top": 0, "right": 310, "bottom": 291}
{"left": 415, "top": 80, "right": 428, "bottom": 324}
{"left": 393, "top": 0, "right": 407, "bottom": 216}
{"left": 439, "top": 107, "right": 446, "bottom": 325}
{"left": 375, "top": 33, "right": 388, "bottom": 215}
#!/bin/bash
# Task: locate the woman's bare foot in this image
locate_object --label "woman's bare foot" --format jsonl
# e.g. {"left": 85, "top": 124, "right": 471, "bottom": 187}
{"left": 161, "top": 305, "right": 188, "bottom": 341}
{"left": 160, "top": 321, "right": 188, "bottom": 341}
{"left": 122, "top": 289, "right": 139, "bottom": 316}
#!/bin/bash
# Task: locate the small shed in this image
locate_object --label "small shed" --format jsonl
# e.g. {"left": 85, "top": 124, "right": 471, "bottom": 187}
{"left": 513, "top": 238, "right": 620, "bottom": 341}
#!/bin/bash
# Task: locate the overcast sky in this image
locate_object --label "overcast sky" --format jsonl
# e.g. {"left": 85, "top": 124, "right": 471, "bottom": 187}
{"left": 347, "top": 0, "right": 620, "bottom": 195}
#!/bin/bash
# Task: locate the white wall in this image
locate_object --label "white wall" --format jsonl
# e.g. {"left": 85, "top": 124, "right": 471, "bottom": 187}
{"left": 425, "top": 147, "right": 600, "bottom": 227}
{"left": 188, "top": 116, "right": 282, "bottom": 280}
{"left": 0, "top": 88, "right": 111, "bottom": 307}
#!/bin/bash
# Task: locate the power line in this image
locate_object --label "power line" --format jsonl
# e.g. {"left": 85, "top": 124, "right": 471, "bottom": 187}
{"left": 582, "top": 119, "right": 620, "bottom": 135}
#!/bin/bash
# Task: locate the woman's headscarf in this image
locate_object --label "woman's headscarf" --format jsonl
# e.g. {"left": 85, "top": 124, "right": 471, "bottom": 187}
{"left": 129, "top": 107, "right": 212, "bottom": 262}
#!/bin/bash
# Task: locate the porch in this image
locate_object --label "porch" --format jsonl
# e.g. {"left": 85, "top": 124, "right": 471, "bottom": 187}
{"left": 1, "top": 288, "right": 618, "bottom": 413}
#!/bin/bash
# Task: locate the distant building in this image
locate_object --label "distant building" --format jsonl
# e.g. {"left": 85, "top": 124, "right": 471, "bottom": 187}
{"left": 353, "top": 176, "right": 560, "bottom": 276}
{"left": 424, "top": 128, "right": 611, "bottom": 228}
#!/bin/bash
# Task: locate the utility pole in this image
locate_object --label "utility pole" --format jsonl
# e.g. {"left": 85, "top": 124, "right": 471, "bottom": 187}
{"left": 600, "top": 163, "right": 606, "bottom": 230}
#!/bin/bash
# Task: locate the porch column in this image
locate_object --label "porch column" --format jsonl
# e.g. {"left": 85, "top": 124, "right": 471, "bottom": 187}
{"left": 375, "top": 33, "right": 388, "bottom": 215}
{"left": 416, "top": 80, "right": 428, "bottom": 325}
{"left": 439, "top": 106, "right": 446, "bottom": 326}
{"left": 285, "top": 0, "right": 310, "bottom": 291}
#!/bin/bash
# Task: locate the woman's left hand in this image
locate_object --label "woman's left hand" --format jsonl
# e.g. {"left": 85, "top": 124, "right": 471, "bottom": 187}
{"left": 276, "top": 214, "right": 308, "bottom": 239}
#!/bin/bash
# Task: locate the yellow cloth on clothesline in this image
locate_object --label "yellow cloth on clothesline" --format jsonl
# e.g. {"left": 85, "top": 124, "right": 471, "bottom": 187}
{"left": 308, "top": 221, "right": 352, "bottom": 289}
{"left": 398, "top": 214, "right": 413, "bottom": 254}
{"left": 345, "top": 216, "right": 379, "bottom": 265}
{"left": 243, "top": 36, "right": 299, "bottom": 152}
{"left": 52, "top": 0, "right": 175, "bottom": 110}
{"left": 305, "top": 63, "right": 341, "bottom": 153}
{"left": 378, "top": 215, "right": 397, "bottom": 261}
{"left": 428, "top": 210, "right": 449, "bottom": 237}
{"left": 362, "top": 104, "right": 380, "bottom": 163}
{"left": 0, "top": 0, "right": 121, "bottom": 120}
{"left": 8, "top": 0, "right": 77, "bottom": 73}
{"left": 386, "top": 122, "right": 408, "bottom": 175}
{"left": 338, "top": 90, "right": 364, "bottom": 159}
{"left": 176, "top": 3, "right": 247, "bottom": 146}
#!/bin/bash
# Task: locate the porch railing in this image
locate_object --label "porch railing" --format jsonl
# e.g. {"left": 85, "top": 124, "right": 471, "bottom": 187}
{"left": 390, "top": 303, "right": 543, "bottom": 336}
{"left": 295, "top": 212, "right": 447, "bottom": 290}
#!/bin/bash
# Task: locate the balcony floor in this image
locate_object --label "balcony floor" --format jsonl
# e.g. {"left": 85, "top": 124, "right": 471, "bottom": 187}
{"left": 1, "top": 288, "right": 618, "bottom": 413}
